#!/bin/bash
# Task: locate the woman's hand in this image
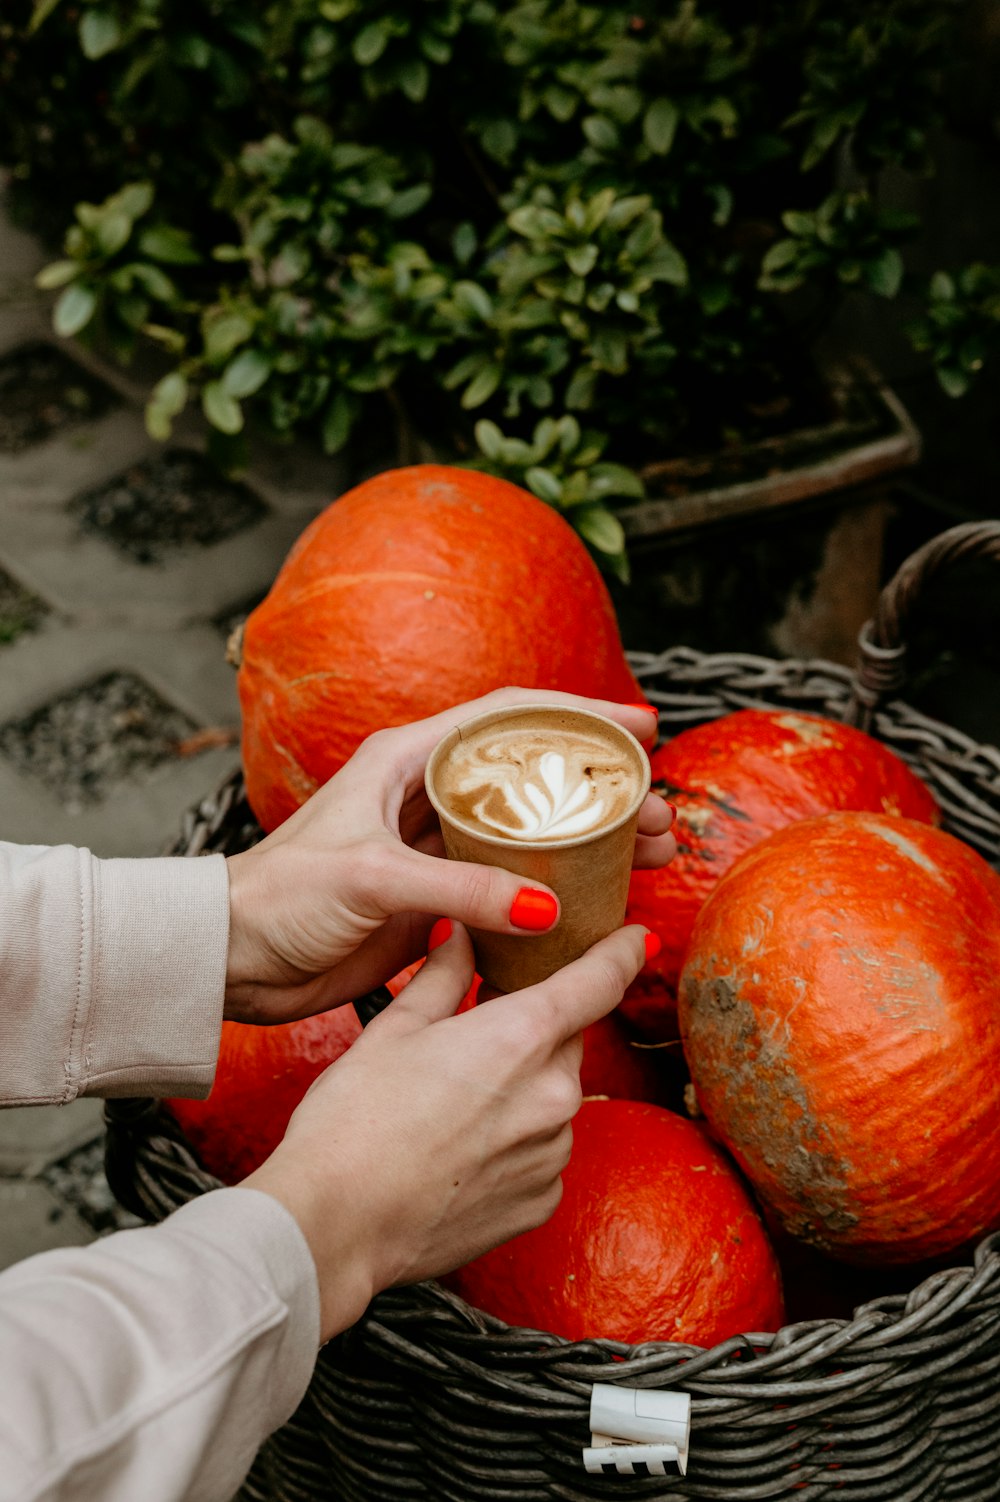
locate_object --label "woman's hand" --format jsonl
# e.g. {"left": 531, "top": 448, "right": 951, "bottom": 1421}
{"left": 241, "top": 920, "right": 652, "bottom": 1341}
{"left": 224, "top": 688, "right": 674, "bottom": 1024}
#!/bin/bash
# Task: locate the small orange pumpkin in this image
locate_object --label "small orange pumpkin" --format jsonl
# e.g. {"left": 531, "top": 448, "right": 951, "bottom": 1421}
{"left": 445, "top": 1098, "right": 785, "bottom": 1346}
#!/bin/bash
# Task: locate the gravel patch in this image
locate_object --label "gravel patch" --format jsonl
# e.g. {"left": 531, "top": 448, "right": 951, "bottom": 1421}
{"left": 0, "top": 670, "right": 199, "bottom": 809}
{"left": 0, "top": 565, "right": 48, "bottom": 645}
{"left": 69, "top": 448, "right": 269, "bottom": 564}
{"left": 0, "top": 342, "right": 117, "bottom": 454}
{"left": 40, "top": 1135, "right": 143, "bottom": 1237}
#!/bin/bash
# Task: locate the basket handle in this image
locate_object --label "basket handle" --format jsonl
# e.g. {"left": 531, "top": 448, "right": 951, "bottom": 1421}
{"left": 846, "top": 519, "right": 1000, "bottom": 732}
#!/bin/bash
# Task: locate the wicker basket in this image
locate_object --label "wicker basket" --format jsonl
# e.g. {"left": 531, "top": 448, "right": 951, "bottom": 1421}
{"left": 106, "top": 521, "right": 1000, "bottom": 1502}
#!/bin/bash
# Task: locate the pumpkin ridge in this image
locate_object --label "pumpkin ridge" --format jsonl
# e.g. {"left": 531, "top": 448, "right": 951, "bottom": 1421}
{"left": 271, "top": 569, "right": 484, "bottom": 602}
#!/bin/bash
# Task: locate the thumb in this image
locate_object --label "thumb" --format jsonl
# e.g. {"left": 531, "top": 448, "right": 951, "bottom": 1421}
{"left": 371, "top": 920, "right": 477, "bottom": 1037}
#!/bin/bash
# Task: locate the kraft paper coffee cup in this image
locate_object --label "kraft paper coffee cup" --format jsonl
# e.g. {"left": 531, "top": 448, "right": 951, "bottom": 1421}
{"left": 424, "top": 704, "right": 650, "bottom": 992}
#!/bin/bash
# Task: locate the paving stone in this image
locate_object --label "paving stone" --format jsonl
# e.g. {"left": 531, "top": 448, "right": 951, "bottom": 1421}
{"left": 0, "top": 1179, "right": 95, "bottom": 1271}
{"left": 0, "top": 669, "right": 200, "bottom": 809}
{"left": 0, "top": 561, "right": 49, "bottom": 644}
{"left": 70, "top": 448, "right": 269, "bottom": 565}
{"left": 0, "top": 624, "right": 241, "bottom": 853}
{"left": 0, "top": 341, "right": 119, "bottom": 456}
{"left": 0, "top": 1099, "right": 105, "bottom": 1176}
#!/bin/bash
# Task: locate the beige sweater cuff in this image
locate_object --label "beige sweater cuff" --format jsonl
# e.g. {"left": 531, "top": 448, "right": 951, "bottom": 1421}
{"left": 82, "top": 853, "right": 230, "bottom": 1098}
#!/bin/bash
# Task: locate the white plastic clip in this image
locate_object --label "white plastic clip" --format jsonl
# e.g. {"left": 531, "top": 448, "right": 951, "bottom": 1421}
{"left": 583, "top": 1382, "right": 691, "bottom": 1477}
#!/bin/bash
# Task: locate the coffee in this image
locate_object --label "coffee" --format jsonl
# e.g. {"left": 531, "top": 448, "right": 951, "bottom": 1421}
{"left": 425, "top": 705, "right": 651, "bottom": 992}
{"left": 437, "top": 717, "right": 639, "bottom": 842}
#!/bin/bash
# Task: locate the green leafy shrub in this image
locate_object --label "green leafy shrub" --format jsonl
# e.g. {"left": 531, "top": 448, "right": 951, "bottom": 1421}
{"left": 0, "top": 0, "right": 981, "bottom": 577}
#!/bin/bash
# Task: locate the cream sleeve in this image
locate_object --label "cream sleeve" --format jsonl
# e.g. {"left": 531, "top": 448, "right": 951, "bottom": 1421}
{"left": 0, "top": 841, "right": 229, "bottom": 1103}
{"left": 0, "top": 841, "right": 322, "bottom": 1500}
{"left": 0, "top": 1188, "right": 320, "bottom": 1502}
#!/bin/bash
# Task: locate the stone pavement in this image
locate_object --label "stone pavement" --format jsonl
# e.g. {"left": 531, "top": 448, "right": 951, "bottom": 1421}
{"left": 0, "top": 183, "right": 344, "bottom": 1269}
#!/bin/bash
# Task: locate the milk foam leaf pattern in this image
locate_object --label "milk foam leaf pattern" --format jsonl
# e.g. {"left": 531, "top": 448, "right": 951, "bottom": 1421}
{"left": 476, "top": 753, "right": 606, "bottom": 840}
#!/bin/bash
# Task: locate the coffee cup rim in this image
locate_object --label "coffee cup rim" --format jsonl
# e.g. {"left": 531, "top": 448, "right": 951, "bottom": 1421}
{"left": 424, "top": 702, "right": 652, "bottom": 849}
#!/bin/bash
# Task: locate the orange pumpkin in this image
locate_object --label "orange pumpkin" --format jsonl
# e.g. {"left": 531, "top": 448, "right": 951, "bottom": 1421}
{"left": 444, "top": 1098, "right": 784, "bottom": 1346}
{"left": 237, "top": 465, "right": 643, "bottom": 831}
{"left": 622, "top": 710, "right": 938, "bottom": 1039}
{"left": 166, "top": 1007, "right": 361, "bottom": 1184}
{"left": 678, "top": 812, "right": 1000, "bottom": 1264}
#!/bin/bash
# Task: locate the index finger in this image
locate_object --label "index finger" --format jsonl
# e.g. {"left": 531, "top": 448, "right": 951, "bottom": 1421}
{"left": 504, "top": 923, "right": 654, "bottom": 1045}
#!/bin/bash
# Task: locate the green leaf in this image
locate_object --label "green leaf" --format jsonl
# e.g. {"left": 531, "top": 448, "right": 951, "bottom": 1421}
{"left": 35, "top": 260, "right": 79, "bottom": 291}
{"left": 203, "top": 312, "right": 254, "bottom": 362}
{"left": 96, "top": 212, "right": 132, "bottom": 257}
{"left": 202, "top": 381, "right": 244, "bottom": 434}
{"left": 866, "top": 247, "right": 904, "bottom": 299}
{"left": 566, "top": 244, "right": 598, "bottom": 277}
{"left": 79, "top": 10, "right": 121, "bottom": 59}
{"left": 353, "top": 20, "right": 390, "bottom": 65}
{"left": 761, "top": 239, "right": 801, "bottom": 274}
{"left": 566, "top": 364, "right": 597, "bottom": 408}
{"left": 545, "top": 85, "right": 578, "bottom": 123}
{"left": 930, "top": 271, "right": 955, "bottom": 302}
{"left": 138, "top": 225, "right": 200, "bottom": 265}
{"left": 453, "top": 222, "right": 477, "bottom": 266}
{"left": 322, "top": 391, "right": 355, "bottom": 454}
{"left": 145, "top": 371, "right": 188, "bottom": 439}
{"left": 557, "top": 415, "right": 581, "bottom": 455}
{"left": 115, "top": 182, "right": 155, "bottom": 222}
{"left": 937, "top": 366, "right": 969, "bottom": 399}
{"left": 582, "top": 115, "right": 619, "bottom": 152}
{"left": 399, "top": 59, "right": 429, "bottom": 103}
{"left": 129, "top": 263, "right": 177, "bottom": 301}
{"left": 461, "top": 362, "right": 502, "bottom": 408}
{"left": 28, "top": 0, "right": 64, "bottom": 34}
{"left": 573, "top": 503, "right": 626, "bottom": 555}
{"left": 644, "top": 98, "right": 679, "bottom": 156}
{"left": 454, "top": 280, "right": 493, "bottom": 321}
{"left": 646, "top": 241, "right": 688, "bottom": 286}
{"left": 53, "top": 284, "right": 97, "bottom": 337}
{"left": 222, "top": 349, "right": 272, "bottom": 398}
{"left": 588, "top": 462, "right": 644, "bottom": 500}
{"left": 781, "top": 210, "right": 815, "bottom": 238}
{"left": 525, "top": 466, "right": 564, "bottom": 505}
{"left": 474, "top": 419, "right": 505, "bottom": 461}
{"left": 481, "top": 118, "right": 517, "bottom": 162}
{"left": 388, "top": 183, "right": 432, "bottom": 219}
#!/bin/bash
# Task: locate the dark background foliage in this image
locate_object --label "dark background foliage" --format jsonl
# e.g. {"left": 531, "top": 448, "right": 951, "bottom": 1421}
{"left": 1, "top": 0, "right": 994, "bottom": 577}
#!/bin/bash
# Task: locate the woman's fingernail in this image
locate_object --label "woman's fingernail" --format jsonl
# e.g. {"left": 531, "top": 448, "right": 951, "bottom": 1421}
{"left": 428, "top": 918, "right": 452, "bottom": 952}
{"left": 509, "top": 888, "right": 559, "bottom": 931}
{"left": 644, "top": 931, "right": 662, "bottom": 962}
{"left": 665, "top": 801, "right": 677, "bottom": 821}
{"left": 628, "top": 702, "right": 658, "bottom": 716}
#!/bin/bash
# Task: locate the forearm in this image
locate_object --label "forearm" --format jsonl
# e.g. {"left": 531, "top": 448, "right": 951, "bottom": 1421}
{"left": 0, "top": 1188, "right": 320, "bottom": 1502}
{"left": 0, "top": 842, "right": 229, "bottom": 1104}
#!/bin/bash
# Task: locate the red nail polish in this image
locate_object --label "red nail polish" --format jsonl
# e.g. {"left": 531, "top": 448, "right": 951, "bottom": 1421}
{"left": 428, "top": 918, "right": 452, "bottom": 952}
{"left": 644, "top": 931, "right": 662, "bottom": 962}
{"left": 665, "top": 801, "right": 677, "bottom": 820}
{"left": 628, "top": 702, "right": 658, "bottom": 716}
{"left": 509, "top": 888, "right": 559, "bottom": 931}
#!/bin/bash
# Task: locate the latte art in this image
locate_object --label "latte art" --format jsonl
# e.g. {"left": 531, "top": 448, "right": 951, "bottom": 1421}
{"left": 440, "top": 722, "right": 637, "bottom": 843}
{"left": 479, "top": 750, "right": 605, "bottom": 838}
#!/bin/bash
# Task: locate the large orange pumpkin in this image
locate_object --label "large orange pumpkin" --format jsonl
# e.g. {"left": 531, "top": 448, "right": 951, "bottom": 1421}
{"left": 166, "top": 1007, "right": 361, "bottom": 1184}
{"left": 237, "top": 465, "right": 643, "bottom": 830}
{"left": 444, "top": 1098, "right": 784, "bottom": 1346}
{"left": 678, "top": 812, "right": 1000, "bottom": 1264}
{"left": 622, "top": 710, "right": 938, "bottom": 1039}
